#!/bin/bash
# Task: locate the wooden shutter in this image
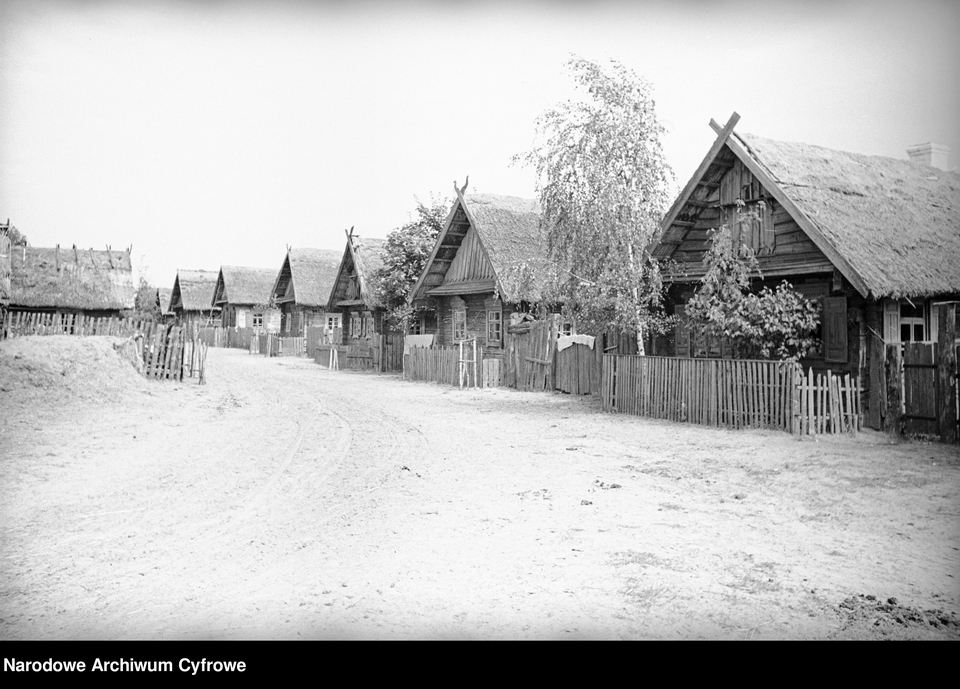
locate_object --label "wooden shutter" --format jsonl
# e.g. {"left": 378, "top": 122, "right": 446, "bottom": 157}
{"left": 759, "top": 200, "right": 775, "bottom": 254}
{"left": 883, "top": 298, "right": 899, "bottom": 343}
{"left": 824, "top": 296, "right": 848, "bottom": 362}
{"left": 675, "top": 305, "right": 690, "bottom": 357}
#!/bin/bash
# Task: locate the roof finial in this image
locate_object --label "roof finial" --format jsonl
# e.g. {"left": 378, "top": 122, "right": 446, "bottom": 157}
{"left": 454, "top": 176, "right": 469, "bottom": 196}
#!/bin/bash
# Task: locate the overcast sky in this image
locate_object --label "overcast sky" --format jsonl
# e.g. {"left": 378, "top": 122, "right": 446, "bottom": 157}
{"left": 2, "top": 0, "right": 958, "bottom": 289}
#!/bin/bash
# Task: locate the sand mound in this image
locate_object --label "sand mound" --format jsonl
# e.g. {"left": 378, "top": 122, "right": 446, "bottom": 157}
{"left": 0, "top": 335, "right": 149, "bottom": 403}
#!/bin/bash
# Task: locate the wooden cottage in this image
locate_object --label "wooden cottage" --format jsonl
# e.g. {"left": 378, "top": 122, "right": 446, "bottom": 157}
{"left": 212, "top": 266, "right": 280, "bottom": 331}
{"left": 326, "top": 232, "right": 388, "bottom": 344}
{"left": 652, "top": 113, "right": 960, "bottom": 430}
{"left": 170, "top": 269, "right": 220, "bottom": 329}
{"left": 7, "top": 245, "right": 136, "bottom": 320}
{"left": 271, "top": 248, "right": 342, "bottom": 336}
{"left": 408, "top": 190, "right": 554, "bottom": 354}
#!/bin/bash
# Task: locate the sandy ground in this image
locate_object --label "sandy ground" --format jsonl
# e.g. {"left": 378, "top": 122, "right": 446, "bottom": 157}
{"left": 1, "top": 337, "right": 959, "bottom": 640}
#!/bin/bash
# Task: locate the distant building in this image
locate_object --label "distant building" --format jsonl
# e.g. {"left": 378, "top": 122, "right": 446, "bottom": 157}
{"left": 213, "top": 266, "right": 280, "bottom": 331}
{"left": 271, "top": 248, "right": 342, "bottom": 336}
{"left": 7, "top": 244, "right": 136, "bottom": 319}
{"left": 170, "top": 269, "right": 220, "bottom": 329}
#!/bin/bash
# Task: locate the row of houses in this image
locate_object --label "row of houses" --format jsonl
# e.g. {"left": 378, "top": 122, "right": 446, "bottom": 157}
{"left": 3, "top": 115, "right": 958, "bottom": 432}
{"left": 164, "top": 234, "right": 387, "bottom": 350}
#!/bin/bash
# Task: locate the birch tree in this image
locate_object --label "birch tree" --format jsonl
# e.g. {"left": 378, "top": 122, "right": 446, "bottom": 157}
{"left": 514, "top": 56, "right": 673, "bottom": 352}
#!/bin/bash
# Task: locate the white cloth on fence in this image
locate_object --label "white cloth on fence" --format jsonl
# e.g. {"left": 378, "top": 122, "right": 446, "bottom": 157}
{"left": 404, "top": 334, "right": 435, "bottom": 355}
{"left": 557, "top": 334, "right": 596, "bottom": 352}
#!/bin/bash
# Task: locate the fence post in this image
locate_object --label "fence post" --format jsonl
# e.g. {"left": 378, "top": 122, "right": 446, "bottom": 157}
{"left": 938, "top": 303, "right": 957, "bottom": 443}
{"left": 884, "top": 344, "right": 903, "bottom": 441}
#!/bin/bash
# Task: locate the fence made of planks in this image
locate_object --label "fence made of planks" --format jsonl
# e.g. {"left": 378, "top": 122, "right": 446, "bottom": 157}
{"left": 503, "top": 317, "right": 557, "bottom": 391}
{"left": 404, "top": 345, "right": 487, "bottom": 388}
{"left": 314, "top": 344, "right": 344, "bottom": 369}
{"left": 257, "top": 335, "right": 306, "bottom": 358}
{"left": 2, "top": 311, "right": 156, "bottom": 339}
{"left": 602, "top": 355, "right": 862, "bottom": 436}
{"left": 555, "top": 339, "right": 603, "bottom": 395}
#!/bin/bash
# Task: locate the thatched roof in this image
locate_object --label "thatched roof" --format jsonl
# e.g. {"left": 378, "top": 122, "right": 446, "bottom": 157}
{"left": 8, "top": 245, "right": 135, "bottom": 311}
{"left": 410, "top": 191, "right": 553, "bottom": 304}
{"left": 464, "top": 193, "right": 553, "bottom": 301}
{"left": 171, "top": 269, "right": 219, "bottom": 312}
{"left": 273, "top": 248, "right": 342, "bottom": 308}
{"left": 352, "top": 236, "right": 386, "bottom": 290}
{"left": 327, "top": 235, "right": 387, "bottom": 310}
{"left": 214, "top": 266, "right": 278, "bottom": 307}
{"left": 657, "top": 113, "right": 960, "bottom": 300}
{"left": 733, "top": 131, "right": 960, "bottom": 299}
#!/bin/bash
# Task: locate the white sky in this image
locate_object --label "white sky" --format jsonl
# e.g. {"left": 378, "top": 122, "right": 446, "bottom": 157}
{"left": 2, "top": 0, "right": 958, "bottom": 290}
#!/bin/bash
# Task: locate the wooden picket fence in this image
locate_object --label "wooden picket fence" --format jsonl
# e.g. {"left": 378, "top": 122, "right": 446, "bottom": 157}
{"left": 602, "top": 355, "right": 861, "bottom": 436}
{"left": 137, "top": 326, "right": 210, "bottom": 385}
{"left": 797, "top": 368, "right": 861, "bottom": 434}
{"left": 256, "top": 335, "right": 306, "bottom": 357}
{"left": 2, "top": 311, "right": 156, "bottom": 338}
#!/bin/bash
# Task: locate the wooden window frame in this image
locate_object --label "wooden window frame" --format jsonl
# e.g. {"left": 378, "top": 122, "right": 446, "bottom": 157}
{"left": 408, "top": 315, "right": 423, "bottom": 336}
{"left": 486, "top": 309, "right": 502, "bottom": 347}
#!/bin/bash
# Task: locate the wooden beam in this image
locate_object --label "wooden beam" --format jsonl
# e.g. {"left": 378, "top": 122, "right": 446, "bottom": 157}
{"left": 659, "top": 113, "right": 740, "bottom": 241}
{"left": 670, "top": 220, "right": 696, "bottom": 228}
{"left": 937, "top": 303, "right": 957, "bottom": 444}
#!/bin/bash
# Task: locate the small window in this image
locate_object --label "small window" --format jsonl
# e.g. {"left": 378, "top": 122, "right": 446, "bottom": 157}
{"left": 409, "top": 316, "right": 423, "bottom": 336}
{"left": 252, "top": 313, "right": 263, "bottom": 328}
{"left": 453, "top": 308, "right": 466, "bottom": 341}
{"left": 486, "top": 310, "right": 502, "bottom": 346}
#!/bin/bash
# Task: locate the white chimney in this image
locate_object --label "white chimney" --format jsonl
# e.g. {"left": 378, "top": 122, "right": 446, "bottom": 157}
{"left": 906, "top": 142, "right": 949, "bottom": 171}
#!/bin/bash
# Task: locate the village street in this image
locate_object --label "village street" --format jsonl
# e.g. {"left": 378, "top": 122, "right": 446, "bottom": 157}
{"left": 1, "top": 344, "right": 959, "bottom": 640}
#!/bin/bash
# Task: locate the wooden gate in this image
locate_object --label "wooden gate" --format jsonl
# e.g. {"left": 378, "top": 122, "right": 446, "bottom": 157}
{"left": 886, "top": 337, "right": 958, "bottom": 443}
{"left": 903, "top": 343, "right": 938, "bottom": 436}
{"left": 378, "top": 331, "right": 404, "bottom": 373}
{"left": 555, "top": 336, "right": 602, "bottom": 395}
{"left": 503, "top": 316, "right": 557, "bottom": 391}
{"left": 345, "top": 344, "right": 376, "bottom": 370}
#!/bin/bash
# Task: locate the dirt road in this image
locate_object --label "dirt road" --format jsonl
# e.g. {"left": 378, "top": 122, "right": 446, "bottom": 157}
{"left": 2, "top": 340, "right": 958, "bottom": 639}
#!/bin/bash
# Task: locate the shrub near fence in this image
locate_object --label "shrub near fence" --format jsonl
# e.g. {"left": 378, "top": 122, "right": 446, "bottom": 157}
{"left": 602, "top": 355, "right": 862, "bottom": 436}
